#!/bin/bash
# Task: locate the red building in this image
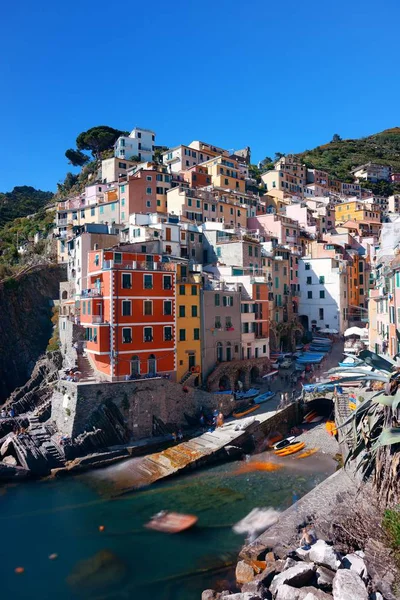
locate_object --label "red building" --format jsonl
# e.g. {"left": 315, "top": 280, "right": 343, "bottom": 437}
{"left": 391, "top": 173, "right": 400, "bottom": 183}
{"left": 80, "top": 247, "right": 176, "bottom": 380}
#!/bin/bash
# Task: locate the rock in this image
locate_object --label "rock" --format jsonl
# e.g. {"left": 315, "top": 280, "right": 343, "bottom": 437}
{"left": 270, "top": 562, "right": 316, "bottom": 595}
{"left": 283, "top": 557, "right": 297, "bottom": 570}
{"left": 296, "top": 546, "right": 312, "bottom": 561}
{"left": 241, "top": 579, "right": 270, "bottom": 598}
{"left": 236, "top": 561, "right": 255, "bottom": 584}
{"left": 265, "top": 551, "right": 276, "bottom": 564}
{"left": 252, "top": 565, "right": 277, "bottom": 589}
{"left": 2, "top": 455, "right": 17, "bottom": 466}
{"left": 316, "top": 565, "right": 335, "bottom": 591}
{"left": 341, "top": 553, "right": 368, "bottom": 581}
{"left": 332, "top": 570, "right": 368, "bottom": 600}
{"left": 275, "top": 585, "right": 332, "bottom": 600}
{"left": 354, "top": 550, "right": 365, "bottom": 559}
{"left": 222, "top": 593, "right": 263, "bottom": 600}
{"left": 309, "top": 540, "right": 341, "bottom": 571}
{"left": 202, "top": 590, "right": 220, "bottom": 600}
{"left": 369, "top": 593, "right": 383, "bottom": 600}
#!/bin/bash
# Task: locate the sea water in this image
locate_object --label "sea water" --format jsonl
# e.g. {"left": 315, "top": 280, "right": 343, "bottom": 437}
{"left": 0, "top": 453, "right": 336, "bottom": 600}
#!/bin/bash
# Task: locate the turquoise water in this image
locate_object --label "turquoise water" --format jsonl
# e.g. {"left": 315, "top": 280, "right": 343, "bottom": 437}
{"left": 0, "top": 453, "right": 336, "bottom": 600}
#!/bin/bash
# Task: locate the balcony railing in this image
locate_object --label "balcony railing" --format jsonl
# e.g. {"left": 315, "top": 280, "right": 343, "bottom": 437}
{"left": 81, "top": 289, "right": 102, "bottom": 298}
{"left": 102, "top": 260, "right": 175, "bottom": 272}
{"left": 92, "top": 315, "right": 105, "bottom": 324}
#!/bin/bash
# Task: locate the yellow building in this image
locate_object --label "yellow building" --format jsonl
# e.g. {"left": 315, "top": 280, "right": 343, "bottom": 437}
{"left": 201, "top": 156, "right": 246, "bottom": 193}
{"left": 176, "top": 264, "right": 202, "bottom": 385}
{"left": 335, "top": 200, "right": 381, "bottom": 225}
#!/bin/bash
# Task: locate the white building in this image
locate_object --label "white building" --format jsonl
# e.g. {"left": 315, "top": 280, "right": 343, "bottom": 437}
{"left": 114, "top": 127, "right": 156, "bottom": 163}
{"left": 101, "top": 157, "right": 138, "bottom": 184}
{"left": 298, "top": 257, "right": 348, "bottom": 333}
{"left": 352, "top": 162, "right": 391, "bottom": 183}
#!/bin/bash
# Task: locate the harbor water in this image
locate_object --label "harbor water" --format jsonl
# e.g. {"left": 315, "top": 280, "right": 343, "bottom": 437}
{"left": 0, "top": 452, "right": 336, "bottom": 600}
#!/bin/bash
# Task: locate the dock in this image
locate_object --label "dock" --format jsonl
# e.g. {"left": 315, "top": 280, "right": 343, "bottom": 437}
{"left": 89, "top": 404, "right": 290, "bottom": 494}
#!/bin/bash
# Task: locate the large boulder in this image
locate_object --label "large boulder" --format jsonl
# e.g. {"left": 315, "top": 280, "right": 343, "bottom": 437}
{"left": 309, "top": 541, "right": 341, "bottom": 571}
{"left": 332, "top": 570, "right": 368, "bottom": 600}
{"left": 315, "top": 566, "right": 335, "bottom": 591}
{"left": 341, "top": 553, "right": 368, "bottom": 582}
{"left": 275, "top": 586, "right": 332, "bottom": 600}
{"left": 221, "top": 593, "right": 263, "bottom": 600}
{"left": 202, "top": 591, "right": 221, "bottom": 600}
{"left": 270, "top": 563, "right": 316, "bottom": 595}
{"left": 236, "top": 561, "right": 256, "bottom": 585}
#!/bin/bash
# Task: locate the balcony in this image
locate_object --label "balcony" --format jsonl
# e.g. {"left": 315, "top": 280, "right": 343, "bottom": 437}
{"left": 92, "top": 315, "right": 105, "bottom": 324}
{"left": 102, "top": 260, "right": 175, "bottom": 272}
{"left": 81, "top": 289, "right": 102, "bottom": 298}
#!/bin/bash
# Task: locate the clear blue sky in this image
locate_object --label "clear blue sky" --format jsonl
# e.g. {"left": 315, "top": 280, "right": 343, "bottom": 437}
{"left": 1, "top": 0, "right": 399, "bottom": 192}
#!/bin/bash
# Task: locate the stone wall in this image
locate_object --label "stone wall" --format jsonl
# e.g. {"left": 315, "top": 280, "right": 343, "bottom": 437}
{"left": 51, "top": 378, "right": 236, "bottom": 440}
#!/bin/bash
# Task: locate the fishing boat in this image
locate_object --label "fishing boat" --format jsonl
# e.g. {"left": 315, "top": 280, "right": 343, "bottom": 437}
{"left": 273, "top": 435, "right": 295, "bottom": 450}
{"left": 309, "top": 415, "right": 324, "bottom": 423}
{"left": 274, "top": 441, "right": 306, "bottom": 456}
{"left": 296, "top": 448, "right": 318, "bottom": 459}
{"left": 254, "top": 391, "right": 276, "bottom": 404}
{"left": 233, "top": 404, "right": 260, "bottom": 418}
{"left": 303, "top": 410, "right": 318, "bottom": 423}
{"left": 235, "top": 388, "right": 260, "bottom": 401}
{"left": 145, "top": 511, "right": 198, "bottom": 533}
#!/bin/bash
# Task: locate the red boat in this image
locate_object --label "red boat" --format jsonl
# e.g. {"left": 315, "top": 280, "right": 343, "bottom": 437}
{"left": 145, "top": 511, "right": 198, "bottom": 533}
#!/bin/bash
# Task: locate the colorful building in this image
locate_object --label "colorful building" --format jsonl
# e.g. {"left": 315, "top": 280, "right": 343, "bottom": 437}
{"left": 175, "top": 263, "right": 202, "bottom": 384}
{"left": 80, "top": 248, "right": 176, "bottom": 381}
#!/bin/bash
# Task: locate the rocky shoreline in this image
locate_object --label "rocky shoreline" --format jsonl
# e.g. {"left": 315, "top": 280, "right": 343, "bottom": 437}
{"left": 201, "top": 474, "right": 398, "bottom": 600}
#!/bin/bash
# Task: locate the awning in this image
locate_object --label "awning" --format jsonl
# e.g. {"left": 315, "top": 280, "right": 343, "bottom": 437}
{"left": 319, "top": 328, "right": 338, "bottom": 334}
{"left": 344, "top": 326, "right": 369, "bottom": 338}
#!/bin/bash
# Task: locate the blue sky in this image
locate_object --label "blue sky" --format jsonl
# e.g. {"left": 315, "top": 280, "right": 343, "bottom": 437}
{"left": 1, "top": 0, "right": 399, "bottom": 192}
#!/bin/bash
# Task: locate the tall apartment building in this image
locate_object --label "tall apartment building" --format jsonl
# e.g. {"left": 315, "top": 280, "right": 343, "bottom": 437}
{"left": 352, "top": 162, "right": 391, "bottom": 183}
{"left": 114, "top": 127, "right": 156, "bottom": 163}
{"left": 80, "top": 248, "right": 176, "bottom": 380}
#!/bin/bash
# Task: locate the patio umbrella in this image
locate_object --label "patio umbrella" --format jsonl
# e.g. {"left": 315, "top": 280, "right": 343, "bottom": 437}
{"left": 344, "top": 326, "right": 368, "bottom": 338}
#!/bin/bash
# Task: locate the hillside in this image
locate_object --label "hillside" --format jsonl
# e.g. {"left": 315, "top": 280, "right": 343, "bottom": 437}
{"left": 0, "top": 186, "right": 54, "bottom": 228}
{"left": 294, "top": 127, "right": 400, "bottom": 193}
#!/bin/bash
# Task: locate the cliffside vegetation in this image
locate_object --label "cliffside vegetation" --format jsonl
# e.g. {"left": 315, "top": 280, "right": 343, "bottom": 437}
{"left": 0, "top": 186, "right": 53, "bottom": 228}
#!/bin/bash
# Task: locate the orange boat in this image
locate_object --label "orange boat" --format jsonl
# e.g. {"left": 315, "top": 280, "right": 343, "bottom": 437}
{"left": 145, "top": 511, "right": 198, "bottom": 533}
{"left": 303, "top": 410, "right": 317, "bottom": 423}
{"left": 274, "top": 441, "right": 305, "bottom": 456}
{"left": 233, "top": 404, "right": 260, "bottom": 418}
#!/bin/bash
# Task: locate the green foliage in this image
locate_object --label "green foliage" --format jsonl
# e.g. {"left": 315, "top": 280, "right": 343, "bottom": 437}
{"left": 47, "top": 306, "right": 60, "bottom": 352}
{"left": 76, "top": 125, "right": 127, "bottom": 159}
{"left": 0, "top": 208, "right": 55, "bottom": 268}
{"left": 0, "top": 186, "right": 53, "bottom": 228}
{"left": 383, "top": 507, "right": 400, "bottom": 568}
{"left": 295, "top": 127, "right": 400, "bottom": 193}
{"left": 332, "top": 133, "right": 342, "bottom": 142}
{"left": 65, "top": 148, "right": 90, "bottom": 167}
{"left": 154, "top": 146, "right": 169, "bottom": 164}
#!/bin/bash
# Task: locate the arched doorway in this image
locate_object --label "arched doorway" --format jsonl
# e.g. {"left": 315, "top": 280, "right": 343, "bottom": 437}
{"left": 148, "top": 354, "right": 157, "bottom": 376}
{"left": 62, "top": 290, "right": 68, "bottom": 300}
{"left": 218, "top": 374, "right": 230, "bottom": 391}
{"left": 299, "top": 315, "right": 309, "bottom": 331}
{"left": 250, "top": 366, "right": 260, "bottom": 383}
{"left": 216, "top": 342, "right": 223, "bottom": 362}
{"left": 131, "top": 355, "right": 140, "bottom": 377}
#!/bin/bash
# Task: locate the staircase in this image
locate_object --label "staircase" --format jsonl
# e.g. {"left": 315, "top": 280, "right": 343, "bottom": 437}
{"left": 180, "top": 370, "right": 200, "bottom": 386}
{"left": 28, "top": 420, "right": 65, "bottom": 468}
{"left": 77, "top": 353, "right": 97, "bottom": 383}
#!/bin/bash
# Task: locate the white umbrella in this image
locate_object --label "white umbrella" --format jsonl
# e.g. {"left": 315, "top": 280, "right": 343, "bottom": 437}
{"left": 344, "top": 326, "right": 368, "bottom": 338}
{"left": 319, "top": 328, "right": 338, "bottom": 334}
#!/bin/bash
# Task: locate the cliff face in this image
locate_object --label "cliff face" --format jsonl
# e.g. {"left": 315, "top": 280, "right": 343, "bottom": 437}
{"left": 0, "top": 265, "right": 66, "bottom": 403}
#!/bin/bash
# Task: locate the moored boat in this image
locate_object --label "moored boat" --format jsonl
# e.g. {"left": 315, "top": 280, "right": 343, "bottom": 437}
{"left": 235, "top": 388, "right": 259, "bottom": 401}
{"left": 145, "top": 511, "right": 198, "bottom": 533}
{"left": 273, "top": 435, "right": 295, "bottom": 450}
{"left": 233, "top": 404, "right": 260, "bottom": 418}
{"left": 254, "top": 391, "right": 276, "bottom": 404}
{"left": 274, "top": 441, "right": 306, "bottom": 456}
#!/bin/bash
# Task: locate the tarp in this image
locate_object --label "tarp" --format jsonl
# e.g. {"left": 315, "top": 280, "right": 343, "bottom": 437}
{"left": 319, "top": 328, "right": 338, "bottom": 334}
{"left": 344, "top": 326, "right": 368, "bottom": 338}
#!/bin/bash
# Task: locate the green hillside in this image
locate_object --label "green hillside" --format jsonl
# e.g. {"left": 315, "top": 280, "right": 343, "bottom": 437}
{"left": 0, "top": 186, "right": 54, "bottom": 228}
{"left": 294, "top": 128, "right": 400, "bottom": 194}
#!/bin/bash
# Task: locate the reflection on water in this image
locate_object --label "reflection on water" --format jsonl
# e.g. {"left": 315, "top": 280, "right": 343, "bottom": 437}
{"left": 0, "top": 452, "right": 336, "bottom": 600}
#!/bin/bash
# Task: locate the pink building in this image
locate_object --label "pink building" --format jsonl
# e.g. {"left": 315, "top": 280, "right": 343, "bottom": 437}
{"left": 391, "top": 173, "right": 400, "bottom": 183}
{"left": 247, "top": 214, "right": 300, "bottom": 248}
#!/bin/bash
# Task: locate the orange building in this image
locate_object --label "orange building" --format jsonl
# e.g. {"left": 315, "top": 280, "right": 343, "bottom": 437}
{"left": 80, "top": 247, "right": 176, "bottom": 381}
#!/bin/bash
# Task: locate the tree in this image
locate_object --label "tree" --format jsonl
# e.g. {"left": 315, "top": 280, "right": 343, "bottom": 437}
{"left": 274, "top": 152, "right": 286, "bottom": 162}
{"left": 332, "top": 133, "right": 342, "bottom": 142}
{"left": 76, "top": 126, "right": 127, "bottom": 160}
{"left": 65, "top": 148, "right": 90, "bottom": 167}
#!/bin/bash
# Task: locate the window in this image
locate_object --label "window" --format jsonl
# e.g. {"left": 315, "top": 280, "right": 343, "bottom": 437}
{"left": 275, "top": 277, "right": 279, "bottom": 289}
{"left": 156, "top": 186, "right": 163, "bottom": 194}
{"left": 275, "top": 263, "right": 279, "bottom": 271}
{"left": 223, "top": 295, "right": 233, "bottom": 307}
{"left": 179, "top": 329, "right": 186, "bottom": 341}
{"left": 191, "top": 305, "right": 198, "bottom": 317}
{"left": 164, "top": 326, "right": 172, "bottom": 341}
{"left": 307, "top": 291, "right": 313, "bottom": 299}
{"left": 319, "top": 308, "right": 324, "bottom": 320}
{"left": 144, "top": 274, "right": 153, "bottom": 289}
{"left": 254, "top": 246, "right": 258, "bottom": 257}
{"left": 320, "top": 290, "right": 325, "bottom": 299}
{"left": 122, "top": 273, "right": 132, "bottom": 289}
{"left": 144, "top": 327, "right": 153, "bottom": 342}
{"left": 305, "top": 263, "right": 311, "bottom": 270}
{"left": 319, "top": 275, "right": 325, "bottom": 284}
{"left": 118, "top": 162, "right": 127, "bottom": 169}
{"left": 144, "top": 300, "right": 152, "bottom": 316}
{"left": 360, "top": 288, "right": 364, "bottom": 295}
{"left": 120, "top": 185, "right": 125, "bottom": 193}
{"left": 215, "top": 294, "right": 220, "bottom": 306}
{"left": 306, "top": 276, "right": 312, "bottom": 285}
{"left": 146, "top": 187, "right": 152, "bottom": 195}
{"left": 359, "top": 262, "right": 364, "bottom": 272}
{"left": 122, "top": 300, "right": 131, "bottom": 316}
{"left": 179, "top": 305, "right": 186, "bottom": 317}
{"left": 359, "top": 274, "right": 364, "bottom": 285}
{"left": 146, "top": 175, "right": 152, "bottom": 181}
{"left": 215, "top": 316, "right": 221, "bottom": 328}
{"left": 114, "top": 252, "right": 122, "bottom": 264}
{"left": 179, "top": 285, "right": 185, "bottom": 295}
{"left": 194, "top": 328, "right": 200, "bottom": 340}
{"left": 191, "top": 285, "right": 197, "bottom": 296}
{"left": 164, "top": 300, "right": 172, "bottom": 315}
{"left": 91, "top": 207, "right": 95, "bottom": 216}
{"left": 122, "top": 328, "right": 132, "bottom": 343}
{"left": 99, "top": 206, "right": 104, "bottom": 214}
{"left": 248, "top": 245, "right": 253, "bottom": 256}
